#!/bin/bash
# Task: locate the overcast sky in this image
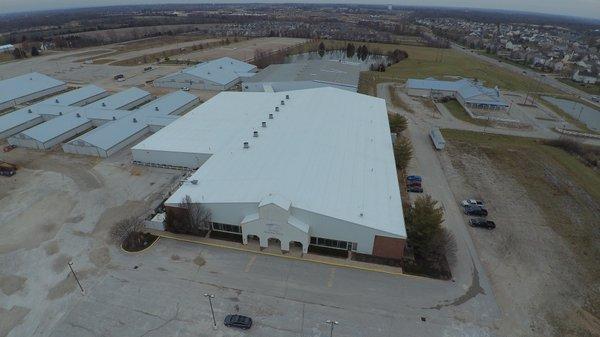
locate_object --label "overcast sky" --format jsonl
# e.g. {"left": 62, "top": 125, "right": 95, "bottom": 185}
{"left": 1, "top": 0, "right": 599, "bottom": 20}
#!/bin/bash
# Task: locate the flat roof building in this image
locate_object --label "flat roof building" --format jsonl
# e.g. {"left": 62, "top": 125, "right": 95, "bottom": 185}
{"left": 133, "top": 87, "right": 406, "bottom": 259}
{"left": 0, "top": 72, "right": 68, "bottom": 111}
{"left": 154, "top": 57, "right": 257, "bottom": 91}
{"left": 406, "top": 78, "right": 509, "bottom": 109}
{"left": 0, "top": 85, "right": 108, "bottom": 139}
{"left": 242, "top": 60, "right": 364, "bottom": 92}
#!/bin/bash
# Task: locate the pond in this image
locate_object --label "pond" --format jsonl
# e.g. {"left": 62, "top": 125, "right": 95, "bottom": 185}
{"left": 284, "top": 50, "right": 389, "bottom": 69}
{"left": 542, "top": 96, "right": 600, "bottom": 132}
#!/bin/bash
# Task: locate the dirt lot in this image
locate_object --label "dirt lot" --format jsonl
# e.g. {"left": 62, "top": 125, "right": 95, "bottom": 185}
{"left": 439, "top": 129, "right": 600, "bottom": 337}
{"left": 0, "top": 145, "right": 184, "bottom": 337}
{"left": 173, "top": 37, "right": 307, "bottom": 62}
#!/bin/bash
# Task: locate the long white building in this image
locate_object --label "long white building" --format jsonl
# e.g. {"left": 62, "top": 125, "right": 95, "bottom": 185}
{"left": 0, "top": 72, "right": 68, "bottom": 111}
{"left": 154, "top": 57, "right": 257, "bottom": 91}
{"left": 133, "top": 87, "right": 406, "bottom": 259}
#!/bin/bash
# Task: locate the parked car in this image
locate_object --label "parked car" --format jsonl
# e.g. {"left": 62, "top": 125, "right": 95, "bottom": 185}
{"left": 407, "top": 186, "right": 423, "bottom": 193}
{"left": 143, "top": 66, "right": 153, "bottom": 72}
{"left": 182, "top": 87, "right": 190, "bottom": 91}
{"left": 224, "top": 315, "right": 252, "bottom": 330}
{"left": 406, "top": 181, "right": 421, "bottom": 187}
{"left": 469, "top": 218, "right": 496, "bottom": 229}
{"left": 113, "top": 74, "right": 124, "bottom": 80}
{"left": 461, "top": 199, "right": 484, "bottom": 207}
{"left": 406, "top": 175, "right": 422, "bottom": 182}
{"left": 463, "top": 205, "right": 488, "bottom": 216}
{"left": 591, "top": 96, "right": 600, "bottom": 103}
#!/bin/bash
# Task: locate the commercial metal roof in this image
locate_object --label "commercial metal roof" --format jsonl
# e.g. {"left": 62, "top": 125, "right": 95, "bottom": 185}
{"left": 0, "top": 85, "right": 106, "bottom": 138}
{"left": 406, "top": 78, "right": 509, "bottom": 107}
{"left": 0, "top": 72, "right": 65, "bottom": 105}
{"left": 163, "top": 57, "right": 257, "bottom": 85}
{"left": 67, "top": 91, "right": 198, "bottom": 151}
{"left": 85, "top": 87, "right": 150, "bottom": 110}
{"left": 244, "top": 60, "right": 363, "bottom": 91}
{"left": 136, "top": 87, "right": 405, "bottom": 237}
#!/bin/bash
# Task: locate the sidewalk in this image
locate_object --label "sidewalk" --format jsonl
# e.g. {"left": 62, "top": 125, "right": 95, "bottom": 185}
{"left": 146, "top": 229, "right": 407, "bottom": 276}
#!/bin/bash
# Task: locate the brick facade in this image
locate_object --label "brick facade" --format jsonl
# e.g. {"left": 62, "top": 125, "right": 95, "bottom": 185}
{"left": 372, "top": 235, "right": 406, "bottom": 259}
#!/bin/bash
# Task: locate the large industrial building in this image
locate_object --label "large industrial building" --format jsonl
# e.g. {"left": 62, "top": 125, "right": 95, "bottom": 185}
{"left": 242, "top": 60, "right": 363, "bottom": 92}
{"left": 406, "top": 78, "right": 509, "bottom": 109}
{"left": 133, "top": 87, "right": 406, "bottom": 259}
{"left": 0, "top": 72, "right": 68, "bottom": 111}
{"left": 153, "top": 57, "right": 257, "bottom": 91}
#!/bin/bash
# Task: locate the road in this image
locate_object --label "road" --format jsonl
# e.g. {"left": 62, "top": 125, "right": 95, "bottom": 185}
{"left": 451, "top": 44, "right": 600, "bottom": 107}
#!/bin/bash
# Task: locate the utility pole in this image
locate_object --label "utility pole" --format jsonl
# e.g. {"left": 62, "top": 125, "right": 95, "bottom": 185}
{"left": 68, "top": 261, "right": 84, "bottom": 294}
{"left": 325, "top": 320, "right": 338, "bottom": 337}
{"left": 204, "top": 293, "right": 217, "bottom": 329}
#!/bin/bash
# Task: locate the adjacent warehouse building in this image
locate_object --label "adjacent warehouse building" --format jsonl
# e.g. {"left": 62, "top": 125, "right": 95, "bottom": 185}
{"left": 133, "top": 87, "right": 406, "bottom": 259}
{"left": 63, "top": 91, "right": 199, "bottom": 157}
{"left": 242, "top": 60, "right": 364, "bottom": 92}
{"left": 0, "top": 85, "right": 108, "bottom": 139}
{"left": 0, "top": 72, "right": 68, "bottom": 111}
{"left": 154, "top": 57, "right": 257, "bottom": 91}
{"left": 406, "top": 78, "right": 509, "bottom": 109}
{"left": 8, "top": 88, "right": 152, "bottom": 150}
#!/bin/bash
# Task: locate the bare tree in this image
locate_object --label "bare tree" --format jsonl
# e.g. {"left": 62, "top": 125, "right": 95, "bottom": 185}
{"left": 110, "top": 217, "right": 145, "bottom": 248}
{"left": 166, "top": 195, "right": 212, "bottom": 236}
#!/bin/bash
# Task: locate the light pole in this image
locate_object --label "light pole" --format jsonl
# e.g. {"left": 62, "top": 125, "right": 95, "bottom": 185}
{"left": 325, "top": 320, "right": 338, "bottom": 337}
{"left": 204, "top": 293, "right": 217, "bottom": 329}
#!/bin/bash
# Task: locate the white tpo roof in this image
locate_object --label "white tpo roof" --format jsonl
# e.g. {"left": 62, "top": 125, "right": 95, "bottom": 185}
{"left": 136, "top": 87, "right": 405, "bottom": 237}
{"left": 167, "top": 57, "right": 257, "bottom": 85}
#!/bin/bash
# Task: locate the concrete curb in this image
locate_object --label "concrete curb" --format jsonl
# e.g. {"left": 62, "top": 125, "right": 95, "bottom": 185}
{"left": 120, "top": 236, "right": 161, "bottom": 255}
{"left": 149, "top": 230, "right": 425, "bottom": 278}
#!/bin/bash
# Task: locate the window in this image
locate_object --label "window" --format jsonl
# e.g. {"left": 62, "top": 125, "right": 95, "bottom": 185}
{"left": 212, "top": 222, "right": 241, "bottom": 233}
{"left": 310, "top": 236, "right": 357, "bottom": 251}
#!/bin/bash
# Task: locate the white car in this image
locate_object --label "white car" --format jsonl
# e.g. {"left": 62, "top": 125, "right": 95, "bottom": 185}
{"left": 591, "top": 96, "right": 600, "bottom": 103}
{"left": 461, "top": 199, "right": 484, "bottom": 207}
{"left": 182, "top": 87, "right": 190, "bottom": 91}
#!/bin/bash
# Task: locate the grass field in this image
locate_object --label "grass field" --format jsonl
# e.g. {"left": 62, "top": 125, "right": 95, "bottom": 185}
{"left": 442, "top": 100, "right": 491, "bottom": 127}
{"left": 442, "top": 129, "right": 599, "bottom": 279}
{"left": 558, "top": 78, "right": 600, "bottom": 96}
{"left": 348, "top": 41, "right": 559, "bottom": 95}
{"left": 442, "top": 129, "right": 600, "bottom": 335}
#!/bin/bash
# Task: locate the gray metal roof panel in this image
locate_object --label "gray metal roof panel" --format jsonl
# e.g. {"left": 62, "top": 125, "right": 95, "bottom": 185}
{"left": 0, "top": 72, "right": 65, "bottom": 104}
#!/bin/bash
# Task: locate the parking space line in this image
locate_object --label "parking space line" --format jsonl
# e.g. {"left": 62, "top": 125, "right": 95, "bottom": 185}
{"left": 327, "top": 268, "right": 336, "bottom": 288}
{"left": 244, "top": 255, "right": 256, "bottom": 273}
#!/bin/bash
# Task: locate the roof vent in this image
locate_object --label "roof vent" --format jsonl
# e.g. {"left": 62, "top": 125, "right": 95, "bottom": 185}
{"left": 102, "top": 102, "right": 106, "bottom": 107}
{"left": 27, "top": 109, "right": 32, "bottom": 113}
{"left": 112, "top": 116, "right": 116, "bottom": 120}
{"left": 243, "top": 141, "right": 249, "bottom": 149}
{"left": 191, "top": 179, "right": 198, "bottom": 185}
{"left": 261, "top": 121, "right": 267, "bottom": 127}
{"left": 59, "top": 111, "right": 63, "bottom": 115}
{"left": 55, "top": 98, "right": 59, "bottom": 103}
{"left": 275, "top": 106, "right": 279, "bottom": 112}
{"left": 269, "top": 113, "right": 274, "bottom": 119}
{"left": 253, "top": 131, "right": 259, "bottom": 137}
{"left": 219, "top": 66, "right": 223, "bottom": 69}
{"left": 76, "top": 113, "right": 81, "bottom": 117}
{"left": 280, "top": 100, "right": 285, "bottom": 105}
{"left": 155, "top": 106, "right": 159, "bottom": 111}
{"left": 133, "top": 118, "right": 138, "bottom": 123}
{"left": 285, "top": 94, "right": 290, "bottom": 99}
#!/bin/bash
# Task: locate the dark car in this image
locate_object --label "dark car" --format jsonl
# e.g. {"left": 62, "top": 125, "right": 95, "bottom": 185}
{"left": 469, "top": 218, "right": 496, "bottom": 229}
{"left": 406, "top": 175, "right": 422, "bottom": 182}
{"left": 224, "top": 315, "right": 252, "bottom": 330}
{"left": 463, "top": 205, "right": 488, "bottom": 216}
{"left": 407, "top": 186, "right": 423, "bottom": 193}
{"left": 406, "top": 180, "right": 422, "bottom": 187}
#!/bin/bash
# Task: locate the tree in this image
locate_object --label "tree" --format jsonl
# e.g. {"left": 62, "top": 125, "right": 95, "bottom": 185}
{"left": 404, "top": 195, "right": 456, "bottom": 265}
{"left": 388, "top": 114, "right": 407, "bottom": 134}
{"left": 318, "top": 41, "right": 325, "bottom": 58}
{"left": 110, "top": 217, "right": 145, "bottom": 248}
{"left": 346, "top": 43, "right": 355, "bottom": 58}
{"left": 393, "top": 137, "right": 413, "bottom": 171}
{"left": 165, "top": 195, "right": 212, "bottom": 236}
